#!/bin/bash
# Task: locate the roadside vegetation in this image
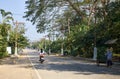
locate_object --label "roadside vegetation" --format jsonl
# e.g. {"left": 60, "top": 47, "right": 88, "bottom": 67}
{"left": 0, "top": 9, "right": 29, "bottom": 58}
{"left": 25, "top": 0, "right": 120, "bottom": 62}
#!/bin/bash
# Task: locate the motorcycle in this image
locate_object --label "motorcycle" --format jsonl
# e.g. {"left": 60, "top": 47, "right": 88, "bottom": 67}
{"left": 39, "top": 53, "right": 45, "bottom": 63}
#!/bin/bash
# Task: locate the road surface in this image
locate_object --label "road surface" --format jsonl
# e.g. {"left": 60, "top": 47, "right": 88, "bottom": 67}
{"left": 26, "top": 49, "right": 120, "bottom": 79}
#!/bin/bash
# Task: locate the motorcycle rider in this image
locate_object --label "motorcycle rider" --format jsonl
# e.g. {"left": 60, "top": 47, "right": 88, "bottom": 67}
{"left": 39, "top": 48, "right": 45, "bottom": 63}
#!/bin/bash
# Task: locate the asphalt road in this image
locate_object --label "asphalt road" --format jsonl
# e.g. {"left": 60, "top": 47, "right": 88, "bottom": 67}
{"left": 27, "top": 50, "right": 120, "bottom": 79}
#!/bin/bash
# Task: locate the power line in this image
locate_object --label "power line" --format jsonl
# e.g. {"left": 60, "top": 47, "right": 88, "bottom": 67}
{"left": 12, "top": 13, "right": 24, "bottom": 16}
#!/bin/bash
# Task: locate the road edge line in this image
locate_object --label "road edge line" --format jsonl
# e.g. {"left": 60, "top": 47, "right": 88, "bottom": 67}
{"left": 27, "top": 54, "right": 42, "bottom": 79}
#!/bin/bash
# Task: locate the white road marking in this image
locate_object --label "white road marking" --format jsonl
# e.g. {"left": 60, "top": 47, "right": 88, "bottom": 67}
{"left": 27, "top": 55, "right": 42, "bottom": 79}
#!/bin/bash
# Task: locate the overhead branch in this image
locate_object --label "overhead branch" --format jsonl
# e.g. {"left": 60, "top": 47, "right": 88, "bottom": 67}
{"left": 65, "top": 0, "right": 83, "bottom": 19}
{"left": 88, "top": 0, "right": 99, "bottom": 26}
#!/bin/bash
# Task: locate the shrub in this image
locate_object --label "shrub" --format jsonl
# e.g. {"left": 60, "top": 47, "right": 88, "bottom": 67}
{"left": 97, "top": 47, "right": 106, "bottom": 63}
{"left": 0, "top": 52, "right": 9, "bottom": 58}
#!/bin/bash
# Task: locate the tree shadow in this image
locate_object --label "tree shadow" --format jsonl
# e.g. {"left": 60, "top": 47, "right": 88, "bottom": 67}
{"left": 32, "top": 56, "right": 120, "bottom": 76}
{"left": 0, "top": 56, "right": 30, "bottom": 65}
{"left": 1, "top": 52, "right": 120, "bottom": 76}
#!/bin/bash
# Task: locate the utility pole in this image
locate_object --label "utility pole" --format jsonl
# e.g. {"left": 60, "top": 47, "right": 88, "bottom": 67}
{"left": 44, "top": 35, "right": 46, "bottom": 50}
{"left": 93, "top": 5, "right": 97, "bottom": 60}
{"left": 14, "top": 21, "right": 24, "bottom": 56}
{"left": 14, "top": 21, "right": 18, "bottom": 56}
{"left": 47, "top": 33, "right": 51, "bottom": 55}
{"left": 68, "top": 18, "right": 70, "bottom": 35}
{"left": 61, "top": 28, "right": 65, "bottom": 56}
{"left": 82, "top": 1, "right": 98, "bottom": 60}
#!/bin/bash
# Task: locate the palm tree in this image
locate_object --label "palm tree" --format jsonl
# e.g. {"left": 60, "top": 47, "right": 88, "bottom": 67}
{"left": 0, "top": 9, "right": 14, "bottom": 41}
{"left": 0, "top": 9, "right": 13, "bottom": 23}
{"left": 0, "top": 9, "right": 13, "bottom": 57}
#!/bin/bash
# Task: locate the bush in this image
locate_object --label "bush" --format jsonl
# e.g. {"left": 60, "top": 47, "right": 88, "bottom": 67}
{"left": 71, "top": 48, "right": 78, "bottom": 57}
{"left": 0, "top": 52, "right": 9, "bottom": 58}
{"left": 63, "top": 50, "right": 69, "bottom": 56}
{"left": 97, "top": 47, "right": 106, "bottom": 63}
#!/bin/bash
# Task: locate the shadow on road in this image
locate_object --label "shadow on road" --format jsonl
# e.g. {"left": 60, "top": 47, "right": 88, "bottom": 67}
{"left": 26, "top": 54, "right": 120, "bottom": 76}
{"left": 34, "top": 61, "right": 120, "bottom": 75}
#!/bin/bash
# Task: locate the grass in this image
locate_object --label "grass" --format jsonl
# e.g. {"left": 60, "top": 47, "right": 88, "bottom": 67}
{"left": 113, "top": 54, "right": 120, "bottom": 57}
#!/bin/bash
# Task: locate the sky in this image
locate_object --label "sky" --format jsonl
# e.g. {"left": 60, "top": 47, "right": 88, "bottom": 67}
{"left": 0, "top": 0, "right": 45, "bottom": 42}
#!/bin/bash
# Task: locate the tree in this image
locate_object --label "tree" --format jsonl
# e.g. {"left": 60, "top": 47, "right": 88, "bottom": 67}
{"left": 24, "top": 0, "right": 91, "bottom": 33}
{"left": 24, "top": 0, "right": 119, "bottom": 58}
{"left": 0, "top": 9, "right": 13, "bottom": 58}
{"left": 0, "top": 9, "right": 13, "bottom": 23}
{"left": 8, "top": 23, "right": 29, "bottom": 54}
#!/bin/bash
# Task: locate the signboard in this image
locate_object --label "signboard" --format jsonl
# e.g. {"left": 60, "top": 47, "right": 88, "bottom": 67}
{"left": 7, "top": 47, "right": 12, "bottom": 54}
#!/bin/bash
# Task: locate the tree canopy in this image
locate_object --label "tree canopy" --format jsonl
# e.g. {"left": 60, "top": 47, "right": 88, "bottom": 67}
{"left": 24, "top": 0, "right": 120, "bottom": 58}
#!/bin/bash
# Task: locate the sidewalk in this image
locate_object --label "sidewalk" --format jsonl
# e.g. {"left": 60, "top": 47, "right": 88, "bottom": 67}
{"left": 0, "top": 55, "right": 38, "bottom": 79}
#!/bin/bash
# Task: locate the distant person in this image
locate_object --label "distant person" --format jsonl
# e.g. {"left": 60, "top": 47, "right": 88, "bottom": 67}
{"left": 105, "top": 48, "right": 113, "bottom": 67}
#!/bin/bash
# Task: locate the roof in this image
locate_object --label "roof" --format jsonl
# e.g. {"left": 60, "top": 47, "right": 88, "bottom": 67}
{"left": 105, "top": 39, "right": 118, "bottom": 44}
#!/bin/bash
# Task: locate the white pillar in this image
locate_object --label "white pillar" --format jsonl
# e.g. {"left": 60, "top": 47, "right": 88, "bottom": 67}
{"left": 61, "top": 48, "right": 63, "bottom": 55}
{"left": 93, "top": 47, "right": 97, "bottom": 60}
{"left": 14, "top": 47, "right": 18, "bottom": 56}
{"left": 49, "top": 49, "right": 51, "bottom": 54}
